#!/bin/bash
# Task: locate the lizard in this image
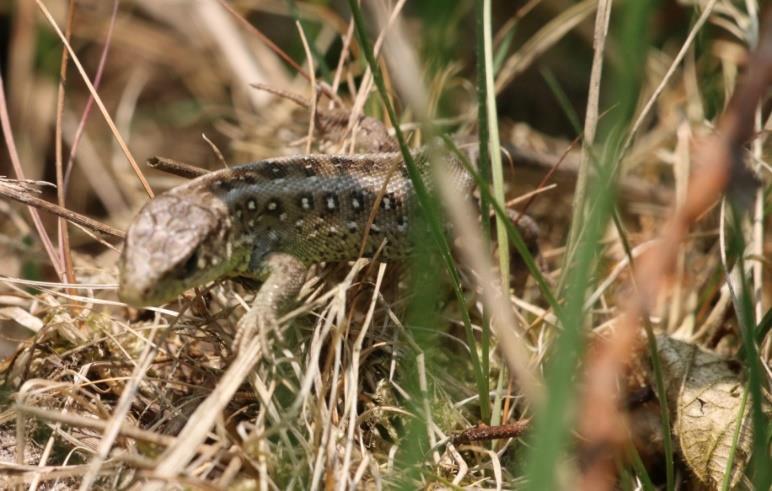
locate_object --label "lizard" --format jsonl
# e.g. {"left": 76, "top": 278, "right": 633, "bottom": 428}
{"left": 117, "top": 143, "right": 540, "bottom": 350}
{"left": 117, "top": 147, "right": 437, "bottom": 343}
{"left": 118, "top": 83, "right": 540, "bottom": 348}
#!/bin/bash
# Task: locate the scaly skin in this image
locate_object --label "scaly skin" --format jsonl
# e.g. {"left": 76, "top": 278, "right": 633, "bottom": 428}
{"left": 118, "top": 150, "right": 474, "bottom": 307}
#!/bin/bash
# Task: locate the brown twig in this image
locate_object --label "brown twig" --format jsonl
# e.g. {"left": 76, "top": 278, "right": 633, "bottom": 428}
{"left": 0, "top": 180, "right": 125, "bottom": 240}
{"left": 452, "top": 420, "right": 530, "bottom": 445}
{"left": 146, "top": 157, "right": 209, "bottom": 180}
{"left": 250, "top": 82, "right": 316, "bottom": 108}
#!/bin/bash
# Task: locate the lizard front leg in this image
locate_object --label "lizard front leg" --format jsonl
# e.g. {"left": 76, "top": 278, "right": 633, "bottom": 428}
{"left": 233, "top": 252, "right": 307, "bottom": 353}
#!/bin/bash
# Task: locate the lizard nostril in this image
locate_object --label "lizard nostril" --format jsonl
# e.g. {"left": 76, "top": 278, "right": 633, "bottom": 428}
{"left": 181, "top": 252, "right": 199, "bottom": 277}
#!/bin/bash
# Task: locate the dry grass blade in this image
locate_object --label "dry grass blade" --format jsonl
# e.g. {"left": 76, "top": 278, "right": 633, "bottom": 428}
{"left": 565, "top": 0, "right": 611, "bottom": 258}
{"left": 494, "top": 0, "right": 598, "bottom": 94}
{"left": 0, "top": 72, "right": 63, "bottom": 278}
{"left": 15, "top": 403, "right": 177, "bottom": 447}
{"left": 35, "top": 0, "right": 153, "bottom": 199}
{"left": 53, "top": 0, "right": 76, "bottom": 287}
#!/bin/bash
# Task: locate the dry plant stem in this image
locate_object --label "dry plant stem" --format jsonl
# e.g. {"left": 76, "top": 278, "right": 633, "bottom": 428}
{"left": 151, "top": 336, "right": 263, "bottom": 485}
{"left": 250, "top": 82, "right": 317, "bottom": 109}
{"left": 0, "top": 72, "right": 63, "bottom": 278}
{"left": 436, "top": 167, "right": 543, "bottom": 405}
{"left": 63, "top": 0, "right": 118, "bottom": 193}
{"left": 15, "top": 403, "right": 177, "bottom": 448}
{"left": 750, "top": 108, "right": 765, "bottom": 327}
{"left": 577, "top": 8, "right": 772, "bottom": 490}
{"left": 55, "top": 0, "right": 76, "bottom": 286}
{"left": 504, "top": 183, "right": 557, "bottom": 208}
{"left": 201, "top": 133, "right": 228, "bottom": 168}
{"left": 0, "top": 183, "right": 124, "bottom": 240}
{"left": 330, "top": 20, "right": 356, "bottom": 104}
{"left": 565, "top": 0, "right": 611, "bottom": 284}
{"left": 214, "top": 0, "right": 337, "bottom": 102}
{"left": 35, "top": 0, "right": 154, "bottom": 199}
{"left": 296, "top": 20, "right": 317, "bottom": 155}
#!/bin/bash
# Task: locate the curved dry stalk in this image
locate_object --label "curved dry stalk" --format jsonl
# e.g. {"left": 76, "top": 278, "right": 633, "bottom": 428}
{"left": 577, "top": 8, "right": 772, "bottom": 489}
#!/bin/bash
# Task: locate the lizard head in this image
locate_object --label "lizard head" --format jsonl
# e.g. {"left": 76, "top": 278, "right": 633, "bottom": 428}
{"left": 118, "top": 190, "right": 237, "bottom": 306}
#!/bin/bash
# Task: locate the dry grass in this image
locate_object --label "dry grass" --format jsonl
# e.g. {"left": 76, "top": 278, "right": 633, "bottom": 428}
{"left": 0, "top": 1, "right": 770, "bottom": 490}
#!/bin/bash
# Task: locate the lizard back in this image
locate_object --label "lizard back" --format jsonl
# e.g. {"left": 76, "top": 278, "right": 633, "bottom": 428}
{"left": 207, "top": 152, "right": 423, "bottom": 265}
{"left": 119, "top": 149, "right": 474, "bottom": 306}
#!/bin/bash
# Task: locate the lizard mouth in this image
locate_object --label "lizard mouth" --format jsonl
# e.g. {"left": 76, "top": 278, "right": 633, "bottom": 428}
{"left": 117, "top": 276, "right": 183, "bottom": 307}
{"left": 117, "top": 254, "right": 185, "bottom": 307}
{"left": 117, "top": 190, "right": 230, "bottom": 307}
{"left": 118, "top": 244, "right": 213, "bottom": 307}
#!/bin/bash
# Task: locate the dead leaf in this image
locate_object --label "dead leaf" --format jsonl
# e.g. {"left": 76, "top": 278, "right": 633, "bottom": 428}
{"left": 653, "top": 334, "right": 756, "bottom": 489}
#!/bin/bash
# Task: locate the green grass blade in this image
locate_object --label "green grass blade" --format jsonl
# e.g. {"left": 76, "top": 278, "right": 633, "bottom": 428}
{"left": 726, "top": 203, "right": 769, "bottom": 490}
{"left": 346, "top": 0, "right": 490, "bottom": 422}
{"left": 721, "top": 382, "right": 750, "bottom": 491}
{"left": 642, "top": 321, "right": 675, "bottom": 490}
{"left": 443, "top": 136, "right": 561, "bottom": 315}
{"left": 521, "top": 0, "right": 658, "bottom": 487}
{"left": 481, "top": 0, "right": 510, "bottom": 293}
{"left": 475, "top": 0, "right": 494, "bottom": 423}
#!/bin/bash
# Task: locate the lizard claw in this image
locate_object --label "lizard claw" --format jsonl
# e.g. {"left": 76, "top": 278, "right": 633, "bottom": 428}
{"left": 232, "top": 306, "right": 277, "bottom": 355}
{"left": 231, "top": 252, "right": 306, "bottom": 355}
